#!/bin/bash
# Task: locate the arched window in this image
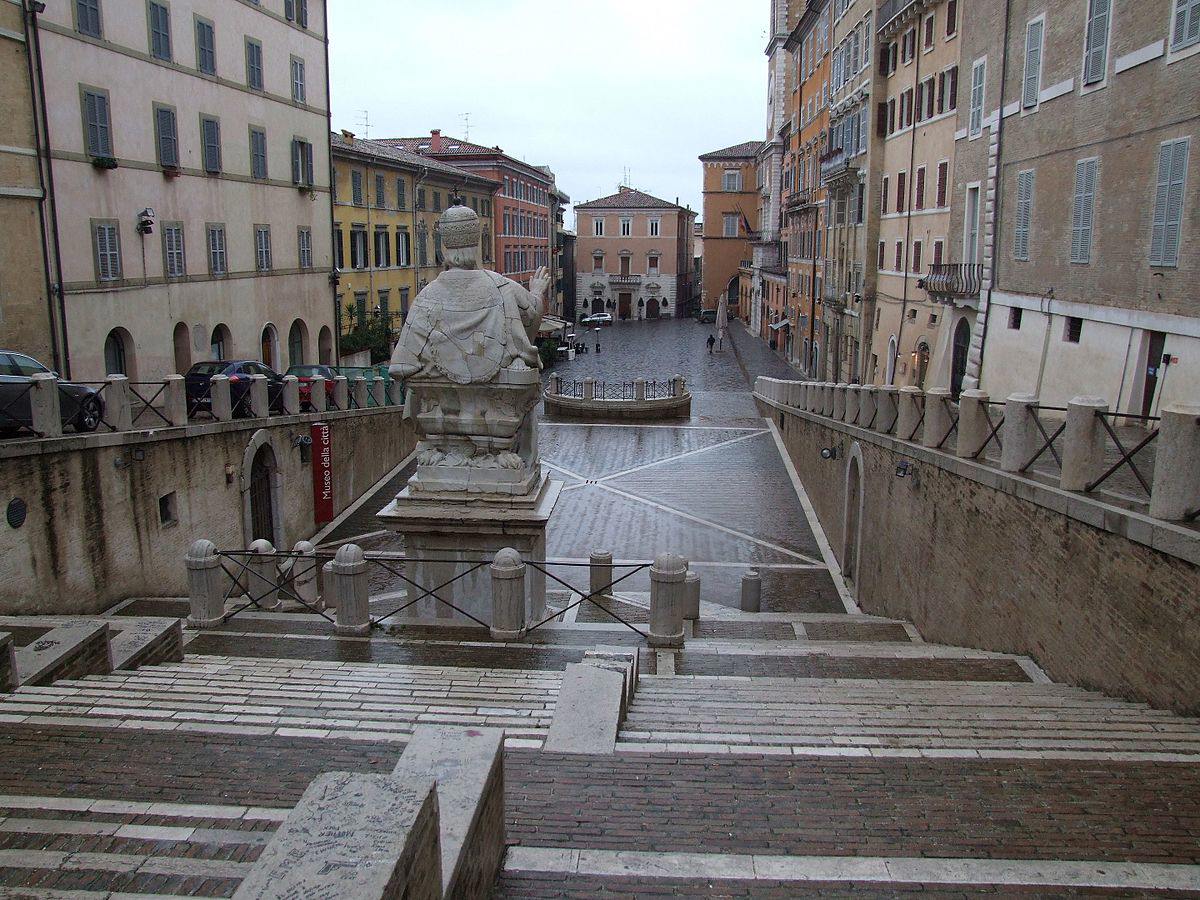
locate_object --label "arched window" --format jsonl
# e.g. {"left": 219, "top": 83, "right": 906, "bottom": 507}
{"left": 260, "top": 323, "right": 279, "bottom": 370}
{"left": 885, "top": 335, "right": 898, "bottom": 384}
{"left": 318, "top": 326, "right": 333, "bottom": 365}
{"left": 211, "top": 324, "right": 231, "bottom": 360}
{"left": 103, "top": 328, "right": 134, "bottom": 378}
{"left": 287, "top": 319, "right": 308, "bottom": 369}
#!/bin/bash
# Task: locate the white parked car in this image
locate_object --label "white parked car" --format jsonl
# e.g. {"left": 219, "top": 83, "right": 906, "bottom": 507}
{"left": 580, "top": 313, "right": 614, "bottom": 326}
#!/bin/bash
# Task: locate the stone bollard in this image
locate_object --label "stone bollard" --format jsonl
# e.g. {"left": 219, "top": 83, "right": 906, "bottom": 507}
{"left": 682, "top": 571, "right": 701, "bottom": 621}
{"left": 163, "top": 374, "right": 187, "bottom": 426}
{"left": 210, "top": 374, "right": 233, "bottom": 421}
{"left": 634, "top": 378, "right": 646, "bottom": 401}
{"left": 309, "top": 376, "right": 327, "bottom": 413}
{"left": 246, "top": 538, "right": 282, "bottom": 611}
{"left": 740, "top": 569, "right": 762, "bottom": 613}
{"left": 859, "top": 385, "right": 877, "bottom": 428}
{"left": 281, "top": 375, "right": 301, "bottom": 416}
{"left": 822, "top": 382, "right": 835, "bottom": 417}
{"left": 320, "top": 559, "right": 335, "bottom": 609}
{"left": 248, "top": 374, "right": 269, "bottom": 418}
{"left": 1149, "top": 404, "right": 1200, "bottom": 520}
{"left": 332, "top": 376, "right": 349, "bottom": 410}
{"left": 29, "top": 372, "right": 63, "bottom": 437}
{"left": 367, "top": 378, "right": 385, "bottom": 408}
{"left": 672, "top": 374, "right": 686, "bottom": 397}
{"left": 387, "top": 377, "right": 404, "bottom": 407}
{"left": 352, "top": 376, "right": 369, "bottom": 409}
{"left": 922, "top": 388, "right": 953, "bottom": 449}
{"left": 551, "top": 373, "right": 562, "bottom": 395}
{"left": 788, "top": 381, "right": 805, "bottom": 408}
{"left": 1000, "top": 393, "right": 1040, "bottom": 472}
{"left": 875, "top": 386, "right": 899, "bottom": 434}
{"left": 185, "top": 538, "right": 225, "bottom": 628}
{"left": 583, "top": 377, "right": 596, "bottom": 401}
{"left": 896, "top": 386, "right": 924, "bottom": 441}
{"left": 282, "top": 540, "right": 320, "bottom": 611}
{"left": 105, "top": 374, "right": 133, "bottom": 431}
{"left": 833, "top": 383, "right": 848, "bottom": 420}
{"left": 589, "top": 550, "right": 613, "bottom": 609}
{"left": 330, "top": 543, "right": 370, "bottom": 635}
{"left": 956, "top": 389, "right": 991, "bottom": 458}
{"left": 845, "top": 385, "right": 860, "bottom": 424}
{"left": 1060, "top": 397, "right": 1109, "bottom": 491}
{"left": 647, "top": 552, "right": 686, "bottom": 648}
{"left": 809, "top": 382, "right": 823, "bottom": 413}
{"left": 490, "top": 548, "right": 526, "bottom": 640}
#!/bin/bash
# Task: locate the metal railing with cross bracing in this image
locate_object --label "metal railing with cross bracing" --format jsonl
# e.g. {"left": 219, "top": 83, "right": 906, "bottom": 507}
{"left": 1085, "top": 411, "right": 1160, "bottom": 498}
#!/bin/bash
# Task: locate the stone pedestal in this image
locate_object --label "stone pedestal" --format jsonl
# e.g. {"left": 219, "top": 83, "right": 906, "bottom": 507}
{"left": 377, "top": 478, "right": 562, "bottom": 626}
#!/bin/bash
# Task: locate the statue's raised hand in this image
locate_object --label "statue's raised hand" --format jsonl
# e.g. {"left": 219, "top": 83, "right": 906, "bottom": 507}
{"left": 530, "top": 266, "right": 551, "bottom": 304}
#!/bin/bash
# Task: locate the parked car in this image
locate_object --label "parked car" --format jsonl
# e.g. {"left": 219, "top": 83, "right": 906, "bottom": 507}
{"left": 698, "top": 308, "right": 717, "bottom": 324}
{"left": 285, "top": 364, "right": 337, "bottom": 410}
{"left": 580, "top": 313, "right": 614, "bottom": 326}
{"left": 184, "top": 360, "right": 284, "bottom": 418}
{"left": 0, "top": 350, "right": 104, "bottom": 434}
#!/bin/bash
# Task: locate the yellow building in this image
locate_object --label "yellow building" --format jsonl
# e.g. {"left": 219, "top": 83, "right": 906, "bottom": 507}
{"left": 331, "top": 131, "right": 498, "bottom": 346}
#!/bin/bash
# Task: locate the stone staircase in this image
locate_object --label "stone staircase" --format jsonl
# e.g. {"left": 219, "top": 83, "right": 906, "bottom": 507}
{"left": 0, "top": 656, "right": 561, "bottom": 750}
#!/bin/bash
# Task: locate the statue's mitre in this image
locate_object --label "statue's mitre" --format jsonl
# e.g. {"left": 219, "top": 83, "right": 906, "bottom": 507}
{"left": 439, "top": 202, "right": 480, "bottom": 250}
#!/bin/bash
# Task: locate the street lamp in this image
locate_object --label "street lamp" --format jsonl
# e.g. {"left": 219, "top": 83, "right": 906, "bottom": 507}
{"left": 594, "top": 326, "right": 601, "bottom": 354}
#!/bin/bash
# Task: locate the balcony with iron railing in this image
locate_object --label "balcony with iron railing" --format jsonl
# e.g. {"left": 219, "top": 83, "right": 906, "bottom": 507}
{"left": 921, "top": 263, "right": 983, "bottom": 300}
{"left": 877, "top": 0, "right": 919, "bottom": 33}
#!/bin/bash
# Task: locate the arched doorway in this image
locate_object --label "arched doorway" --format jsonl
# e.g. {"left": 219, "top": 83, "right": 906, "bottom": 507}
{"left": 260, "top": 324, "right": 279, "bottom": 370}
{"left": 103, "top": 328, "right": 135, "bottom": 378}
{"left": 211, "top": 324, "right": 231, "bottom": 360}
{"left": 885, "top": 335, "right": 898, "bottom": 384}
{"left": 241, "top": 431, "right": 283, "bottom": 548}
{"left": 173, "top": 322, "right": 191, "bottom": 374}
{"left": 317, "top": 326, "right": 333, "bottom": 365}
{"left": 843, "top": 453, "right": 863, "bottom": 594}
{"left": 287, "top": 319, "right": 308, "bottom": 369}
{"left": 950, "top": 318, "right": 971, "bottom": 398}
{"left": 914, "top": 340, "right": 931, "bottom": 388}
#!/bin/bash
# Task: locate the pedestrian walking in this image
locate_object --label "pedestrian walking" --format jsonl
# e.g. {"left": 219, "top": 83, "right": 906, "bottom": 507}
{"left": 707, "top": 334, "right": 716, "bottom": 354}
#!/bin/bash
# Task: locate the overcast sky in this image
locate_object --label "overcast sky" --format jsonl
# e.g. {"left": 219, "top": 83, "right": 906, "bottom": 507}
{"left": 328, "top": 0, "right": 767, "bottom": 227}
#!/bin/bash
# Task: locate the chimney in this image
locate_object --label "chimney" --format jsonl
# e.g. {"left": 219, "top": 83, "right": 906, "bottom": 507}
{"left": 341, "top": 129, "right": 355, "bottom": 141}
{"left": 430, "top": 129, "right": 443, "bottom": 152}
{"left": 618, "top": 185, "right": 632, "bottom": 193}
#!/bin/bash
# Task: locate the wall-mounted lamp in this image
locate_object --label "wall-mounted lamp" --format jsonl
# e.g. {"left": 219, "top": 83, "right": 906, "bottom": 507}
{"left": 895, "top": 460, "right": 919, "bottom": 485}
{"left": 820, "top": 445, "right": 840, "bottom": 461}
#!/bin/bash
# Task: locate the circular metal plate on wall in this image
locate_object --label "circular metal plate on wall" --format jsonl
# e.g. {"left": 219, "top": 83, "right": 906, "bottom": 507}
{"left": 6, "top": 498, "right": 27, "bottom": 529}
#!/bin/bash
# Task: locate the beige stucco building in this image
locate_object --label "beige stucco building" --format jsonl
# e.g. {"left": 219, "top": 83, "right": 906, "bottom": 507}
{"left": 699, "top": 142, "right": 761, "bottom": 317}
{"left": 26, "top": 0, "right": 336, "bottom": 381}
{"left": 574, "top": 187, "right": 696, "bottom": 322}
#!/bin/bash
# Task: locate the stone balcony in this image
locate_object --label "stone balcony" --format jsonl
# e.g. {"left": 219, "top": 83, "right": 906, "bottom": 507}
{"left": 819, "top": 147, "right": 859, "bottom": 188}
{"left": 609, "top": 274, "right": 642, "bottom": 287}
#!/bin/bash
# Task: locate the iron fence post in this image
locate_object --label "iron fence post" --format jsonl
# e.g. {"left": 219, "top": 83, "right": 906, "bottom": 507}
{"left": 30, "top": 373, "right": 62, "bottom": 437}
{"left": 1061, "top": 397, "right": 1109, "bottom": 491}
{"left": 1149, "top": 404, "right": 1200, "bottom": 520}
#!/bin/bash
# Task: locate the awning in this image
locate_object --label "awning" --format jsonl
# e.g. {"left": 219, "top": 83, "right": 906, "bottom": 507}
{"left": 538, "top": 315, "right": 569, "bottom": 335}
{"left": 769, "top": 320, "right": 791, "bottom": 331}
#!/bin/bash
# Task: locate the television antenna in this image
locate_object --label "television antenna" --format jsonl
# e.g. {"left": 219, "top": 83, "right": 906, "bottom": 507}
{"left": 460, "top": 112, "right": 471, "bottom": 141}
{"left": 356, "top": 109, "right": 371, "bottom": 138}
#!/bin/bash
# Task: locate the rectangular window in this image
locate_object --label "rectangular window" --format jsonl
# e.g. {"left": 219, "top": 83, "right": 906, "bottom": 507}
{"left": 245, "top": 38, "right": 264, "bottom": 91}
{"left": 896, "top": 171, "right": 906, "bottom": 211}
{"left": 649, "top": 217, "right": 661, "bottom": 237}
{"left": 1150, "top": 138, "right": 1189, "bottom": 267}
{"left": 249, "top": 127, "right": 267, "bottom": 179}
{"left": 1009, "top": 307, "right": 1023, "bottom": 330}
{"left": 333, "top": 227, "right": 343, "bottom": 269}
{"left": 620, "top": 217, "right": 632, "bottom": 237}
{"left": 1084, "top": 0, "right": 1111, "bottom": 84}
{"left": 878, "top": 241, "right": 886, "bottom": 269}
{"left": 924, "top": 14, "right": 934, "bottom": 50}
{"left": 255, "top": 226, "right": 272, "bottom": 271}
{"left": 290, "top": 57, "right": 306, "bottom": 103}
{"left": 284, "top": 0, "right": 308, "bottom": 26}
{"left": 912, "top": 239, "right": 923, "bottom": 273}
{"left": 81, "top": 88, "right": 112, "bottom": 157}
{"left": 894, "top": 240, "right": 904, "bottom": 271}
{"left": 1023, "top": 19, "right": 1043, "bottom": 108}
{"left": 350, "top": 228, "right": 367, "bottom": 269}
{"left": 195, "top": 17, "right": 215, "bottom": 74}
{"left": 298, "top": 227, "right": 312, "bottom": 268}
{"left": 1173, "top": 0, "right": 1200, "bottom": 50}
{"left": 856, "top": 182, "right": 865, "bottom": 224}
{"left": 593, "top": 217, "right": 604, "bottom": 237}
{"left": 93, "top": 222, "right": 121, "bottom": 281}
{"left": 723, "top": 213, "right": 738, "bottom": 237}
{"left": 936, "top": 161, "right": 948, "bottom": 207}
{"left": 374, "top": 227, "right": 390, "bottom": 268}
{"left": 416, "top": 187, "right": 426, "bottom": 210}
{"left": 417, "top": 229, "right": 428, "bottom": 266}
{"left": 148, "top": 1, "right": 171, "bottom": 61}
{"left": 433, "top": 191, "right": 442, "bottom": 212}
{"left": 207, "top": 224, "right": 226, "bottom": 275}
{"left": 199, "top": 116, "right": 221, "bottom": 173}
{"left": 969, "top": 59, "right": 986, "bottom": 136}
{"left": 648, "top": 255, "right": 660, "bottom": 275}
{"left": 915, "top": 166, "right": 926, "bottom": 210}
{"left": 882, "top": 175, "right": 889, "bottom": 214}
{"left": 948, "top": 65, "right": 958, "bottom": 110}
{"left": 155, "top": 105, "right": 178, "bottom": 167}
{"left": 396, "top": 229, "right": 411, "bottom": 266}
{"left": 1014, "top": 169, "right": 1035, "bottom": 260}
{"left": 947, "top": 0, "right": 958, "bottom": 35}
{"left": 352, "top": 170, "right": 364, "bottom": 205}
{"left": 396, "top": 178, "right": 406, "bottom": 210}
{"left": 933, "top": 239, "right": 944, "bottom": 265}
{"left": 163, "top": 224, "right": 185, "bottom": 277}
{"left": 76, "top": 0, "right": 102, "bottom": 37}
{"left": 1071, "top": 157, "right": 1098, "bottom": 263}
{"left": 1064, "top": 316, "right": 1083, "bottom": 343}
{"left": 375, "top": 174, "right": 386, "bottom": 208}
{"left": 723, "top": 170, "right": 742, "bottom": 191}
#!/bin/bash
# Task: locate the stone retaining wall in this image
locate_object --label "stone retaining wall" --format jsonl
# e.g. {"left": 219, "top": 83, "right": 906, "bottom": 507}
{"left": 758, "top": 389, "right": 1200, "bottom": 715}
{"left": 0, "top": 408, "right": 415, "bottom": 615}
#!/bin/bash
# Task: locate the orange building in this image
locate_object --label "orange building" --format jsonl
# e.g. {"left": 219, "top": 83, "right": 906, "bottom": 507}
{"left": 699, "top": 142, "right": 762, "bottom": 317}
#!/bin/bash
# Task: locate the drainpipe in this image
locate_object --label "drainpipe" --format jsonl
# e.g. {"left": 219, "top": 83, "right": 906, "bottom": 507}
{"left": 892, "top": 19, "right": 922, "bottom": 385}
{"left": 24, "top": 1, "right": 70, "bottom": 377}
{"left": 321, "top": 0, "right": 339, "bottom": 366}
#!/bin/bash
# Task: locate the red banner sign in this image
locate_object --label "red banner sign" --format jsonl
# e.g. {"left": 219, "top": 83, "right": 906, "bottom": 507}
{"left": 311, "top": 422, "right": 333, "bottom": 525}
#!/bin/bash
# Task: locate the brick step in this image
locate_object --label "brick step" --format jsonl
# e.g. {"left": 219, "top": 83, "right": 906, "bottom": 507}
{"left": 0, "top": 793, "right": 284, "bottom": 899}
{"left": 627, "top": 697, "right": 1186, "bottom": 718}
{"left": 622, "top": 712, "right": 1200, "bottom": 733}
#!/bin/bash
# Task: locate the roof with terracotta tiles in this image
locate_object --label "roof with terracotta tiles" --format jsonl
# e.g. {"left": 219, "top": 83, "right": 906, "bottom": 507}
{"left": 574, "top": 188, "right": 687, "bottom": 211}
{"left": 699, "top": 141, "right": 765, "bottom": 161}
{"left": 330, "top": 133, "right": 499, "bottom": 188}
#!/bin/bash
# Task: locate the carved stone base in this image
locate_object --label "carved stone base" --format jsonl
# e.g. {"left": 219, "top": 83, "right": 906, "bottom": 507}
{"left": 376, "top": 479, "right": 562, "bottom": 626}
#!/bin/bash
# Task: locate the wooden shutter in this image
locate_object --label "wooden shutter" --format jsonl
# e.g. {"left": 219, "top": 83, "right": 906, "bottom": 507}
{"left": 284, "top": 0, "right": 295, "bottom": 20}
{"left": 85, "top": 91, "right": 110, "bottom": 156}
{"left": 1071, "top": 159, "right": 1097, "bottom": 263}
{"left": 298, "top": 0, "right": 308, "bottom": 27}
{"left": 156, "top": 107, "right": 177, "bottom": 166}
{"left": 936, "top": 161, "right": 948, "bottom": 207}
{"left": 1152, "top": 139, "right": 1189, "bottom": 266}
{"left": 915, "top": 168, "right": 926, "bottom": 209}
{"left": 95, "top": 225, "right": 119, "bottom": 280}
{"left": 1023, "top": 20, "right": 1042, "bottom": 108}
{"left": 1084, "top": 0, "right": 1110, "bottom": 84}
{"left": 202, "top": 118, "right": 220, "bottom": 172}
{"left": 1014, "top": 170, "right": 1034, "bottom": 260}
{"left": 882, "top": 176, "right": 889, "bottom": 214}
{"left": 897, "top": 171, "right": 906, "bottom": 211}
{"left": 948, "top": 66, "right": 958, "bottom": 110}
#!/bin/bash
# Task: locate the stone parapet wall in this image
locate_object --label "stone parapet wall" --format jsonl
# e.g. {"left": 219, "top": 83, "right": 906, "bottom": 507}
{"left": 0, "top": 408, "right": 414, "bottom": 615}
{"left": 757, "top": 384, "right": 1200, "bottom": 715}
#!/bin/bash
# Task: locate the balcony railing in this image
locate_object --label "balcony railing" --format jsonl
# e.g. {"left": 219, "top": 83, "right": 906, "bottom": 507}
{"left": 609, "top": 274, "right": 641, "bottom": 286}
{"left": 922, "top": 263, "right": 983, "bottom": 299}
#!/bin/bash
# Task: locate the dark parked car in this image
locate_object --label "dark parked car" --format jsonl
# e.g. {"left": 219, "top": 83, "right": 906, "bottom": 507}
{"left": 185, "top": 360, "right": 284, "bottom": 418}
{"left": 698, "top": 309, "right": 717, "bottom": 324}
{"left": 0, "top": 350, "right": 104, "bottom": 434}
{"left": 285, "top": 364, "right": 337, "bottom": 410}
